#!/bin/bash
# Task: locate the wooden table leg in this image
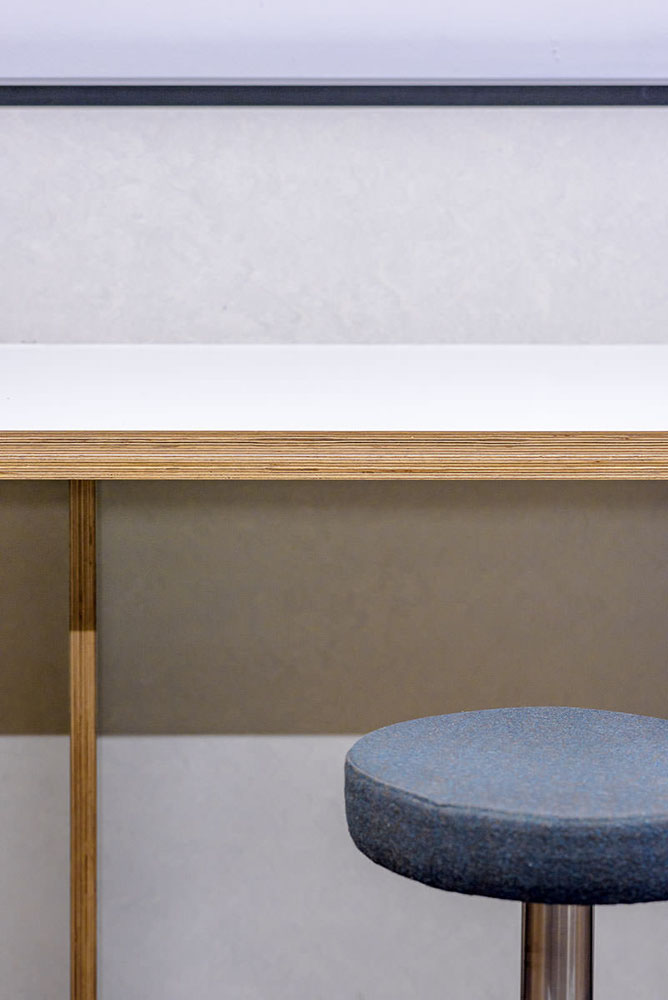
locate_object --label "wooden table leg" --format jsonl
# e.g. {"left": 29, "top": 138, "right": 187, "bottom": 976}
{"left": 70, "top": 481, "right": 97, "bottom": 1000}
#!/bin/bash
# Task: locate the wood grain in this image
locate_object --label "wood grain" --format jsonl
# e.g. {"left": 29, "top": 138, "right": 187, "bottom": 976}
{"left": 70, "top": 481, "right": 96, "bottom": 1000}
{"left": 1, "top": 431, "right": 668, "bottom": 479}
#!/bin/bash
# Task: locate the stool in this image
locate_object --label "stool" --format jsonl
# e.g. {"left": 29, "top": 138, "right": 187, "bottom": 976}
{"left": 345, "top": 706, "right": 668, "bottom": 999}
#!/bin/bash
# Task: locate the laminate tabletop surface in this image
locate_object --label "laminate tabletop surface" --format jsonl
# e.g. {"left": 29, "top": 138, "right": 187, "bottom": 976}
{"left": 1, "top": 344, "right": 667, "bottom": 432}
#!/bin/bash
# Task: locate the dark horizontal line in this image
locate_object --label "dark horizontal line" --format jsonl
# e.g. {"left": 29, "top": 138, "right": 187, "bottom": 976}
{"left": 1, "top": 84, "right": 668, "bottom": 106}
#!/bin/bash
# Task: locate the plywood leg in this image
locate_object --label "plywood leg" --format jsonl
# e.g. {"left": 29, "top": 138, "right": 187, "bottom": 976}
{"left": 70, "top": 481, "right": 97, "bottom": 1000}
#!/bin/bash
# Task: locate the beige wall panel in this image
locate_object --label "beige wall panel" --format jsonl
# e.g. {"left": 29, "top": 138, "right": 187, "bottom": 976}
{"left": 0, "top": 482, "right": 68, "bottom": 734}
{"left": 2, "top": 480, "right": 666, "bottom": 735}
{"left": 97, "top": 481, "right": 668, "bottom": 734}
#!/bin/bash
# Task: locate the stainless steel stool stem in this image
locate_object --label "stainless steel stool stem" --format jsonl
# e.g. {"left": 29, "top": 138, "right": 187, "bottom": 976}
{"left": 521, "top": 903, "right": 593, "bottom": 1000}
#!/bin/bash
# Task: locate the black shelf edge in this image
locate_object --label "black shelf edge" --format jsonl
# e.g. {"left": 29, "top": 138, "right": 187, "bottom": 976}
{"left": 1, "top": 84, "right": 668, "bottom": 106}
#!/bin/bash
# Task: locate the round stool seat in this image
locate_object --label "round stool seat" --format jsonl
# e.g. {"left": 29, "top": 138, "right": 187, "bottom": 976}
{"left": 345, "top": 707, "right": 668, "bottom": 905}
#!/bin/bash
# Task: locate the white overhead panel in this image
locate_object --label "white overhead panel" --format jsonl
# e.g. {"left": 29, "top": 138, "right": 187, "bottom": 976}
{"left": 2, "top": 0, "right": 668, "bottom": 82}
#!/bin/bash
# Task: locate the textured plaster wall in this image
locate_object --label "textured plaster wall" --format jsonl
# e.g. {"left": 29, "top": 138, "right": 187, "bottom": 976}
{"left": 1, "top": 107, "right": 668, "bottom": 344}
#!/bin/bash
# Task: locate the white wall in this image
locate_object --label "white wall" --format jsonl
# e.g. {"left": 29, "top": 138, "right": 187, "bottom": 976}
{"left": 99, "top": 737, "right": 515, "bottom": 999}
{"left": 2, "top": 107, "right": 668, "bottom": 344}
{"left": 98, "top": 738, "right": 668, "bottom": 1000}
{"left": 0, "top": 739, "right": 69, "bottom": 1000}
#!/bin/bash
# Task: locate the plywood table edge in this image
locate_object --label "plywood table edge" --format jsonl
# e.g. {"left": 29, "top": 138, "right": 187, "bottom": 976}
{"left": 1, "top": 431, "right": 668, "bottom": 479}
{"left": 69, "top": 481, "right": 96, "bottom": 1000}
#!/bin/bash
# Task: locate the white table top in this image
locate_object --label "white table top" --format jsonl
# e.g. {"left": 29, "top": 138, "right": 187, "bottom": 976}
{"left": 1, "top": 344, "right": 667, "bottom": 431}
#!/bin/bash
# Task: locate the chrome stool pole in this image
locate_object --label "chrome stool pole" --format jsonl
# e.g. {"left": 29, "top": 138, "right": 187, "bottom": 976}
{"left": 521, "top": 903, "right": 593, "bottom": 1000}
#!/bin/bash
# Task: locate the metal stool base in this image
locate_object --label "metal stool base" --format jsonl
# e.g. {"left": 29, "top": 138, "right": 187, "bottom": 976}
{"left": 521, "top": 903, "right": 593, "bottom": 1000}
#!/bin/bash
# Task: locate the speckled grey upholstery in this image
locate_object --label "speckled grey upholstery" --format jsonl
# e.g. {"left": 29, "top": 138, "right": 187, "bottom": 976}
{"left": 345, "top": 707, "right": 668, "bottom": 905}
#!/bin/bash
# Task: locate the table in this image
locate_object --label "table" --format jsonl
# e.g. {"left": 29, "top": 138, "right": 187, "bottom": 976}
{"left": 2, "top": 343, "right": 667, "bottom": 1000}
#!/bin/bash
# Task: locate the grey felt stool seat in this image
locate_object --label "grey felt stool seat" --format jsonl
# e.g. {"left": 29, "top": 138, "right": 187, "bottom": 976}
{"left": 345, "top": 706, "right": 668, "bottom": 1000}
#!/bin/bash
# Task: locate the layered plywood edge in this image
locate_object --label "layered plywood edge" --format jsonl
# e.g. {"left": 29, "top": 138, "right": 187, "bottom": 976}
{"left": 1, "top": 431, "right": 668, "bottom": 479}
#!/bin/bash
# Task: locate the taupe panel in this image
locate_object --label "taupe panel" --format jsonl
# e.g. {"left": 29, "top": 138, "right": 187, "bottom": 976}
{"left": 0, "top": 482, "right": 68, "bottom": 734}
{"left": 98, "top": 481, "right": 668, "bottom": 734}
